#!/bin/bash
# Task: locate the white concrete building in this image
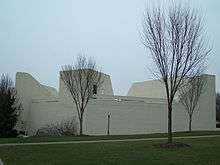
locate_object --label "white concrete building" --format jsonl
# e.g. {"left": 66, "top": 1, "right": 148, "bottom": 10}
{"left": 15, "top": 72, "right": 216, "bottom": 136}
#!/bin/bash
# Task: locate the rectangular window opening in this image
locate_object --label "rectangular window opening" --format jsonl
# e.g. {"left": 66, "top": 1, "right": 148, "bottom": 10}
{"left": 93, "top": 84, "right": 97, "bottom": 95}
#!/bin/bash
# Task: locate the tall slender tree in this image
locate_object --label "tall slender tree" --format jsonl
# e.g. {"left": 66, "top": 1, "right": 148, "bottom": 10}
{"left": 141, "top": 4, "right": 211, "bottom": 143}
{"left": 61, "top": 54, "right": 103, "bottom": 135}
{"left": 0, "top": 74, "right": 21, "bottom": 137}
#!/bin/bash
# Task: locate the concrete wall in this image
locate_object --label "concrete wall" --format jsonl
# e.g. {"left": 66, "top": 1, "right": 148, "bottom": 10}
{"left": 127, "top": 79, "right": 166, "bottom": 98}
{"left": 15, "top": 72, "right": 216, "bottom": 136}
{"left": 15, "top": 72, "right": 58, "bottom": 132}
{"left": 26, "top": 94, "right": 215, "bottom": 136}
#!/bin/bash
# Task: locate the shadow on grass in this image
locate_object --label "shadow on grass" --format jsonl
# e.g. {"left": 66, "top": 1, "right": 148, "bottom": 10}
{"left": 153, "top": 142, "right": 191, "bottom": 149}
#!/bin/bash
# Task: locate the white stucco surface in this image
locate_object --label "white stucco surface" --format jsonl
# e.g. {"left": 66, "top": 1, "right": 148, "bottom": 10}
{"left": 15, "top": 72, "right": 216, "bottom": 136}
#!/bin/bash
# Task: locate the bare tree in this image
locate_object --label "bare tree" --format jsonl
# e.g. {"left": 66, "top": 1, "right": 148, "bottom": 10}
{"left": 61, "top": 54, "right": 103, "bottom": 135}
{"left": 141, "top": 4, "right": 211, "bottom": 143}
{"left": 178, "top": 75, "right": 206, "bottom": 132}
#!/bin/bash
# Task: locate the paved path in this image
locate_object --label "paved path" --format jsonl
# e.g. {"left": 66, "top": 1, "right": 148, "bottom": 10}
{"left": 1, "top": 134, "right": 220, "bottom": 147}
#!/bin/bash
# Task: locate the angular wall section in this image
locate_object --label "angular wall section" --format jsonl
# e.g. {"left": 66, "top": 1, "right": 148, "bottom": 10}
{"left": 15, "top": 72, "right": 58, "bottom": 133}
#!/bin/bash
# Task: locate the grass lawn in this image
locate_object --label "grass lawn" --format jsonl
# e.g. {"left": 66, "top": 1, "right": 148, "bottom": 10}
{"left": 0, "top": 130, "right": 220, "bottom": 144}
{"left": 0, "top": 137, "right": 220, "bottom": 165}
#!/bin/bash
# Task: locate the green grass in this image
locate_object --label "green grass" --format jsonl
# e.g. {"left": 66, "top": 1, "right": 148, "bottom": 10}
{"left": 0, "top": 137, "right": 220, "bottom": 165}
{"left": 0, "top": 130, "right": 220, "bottom": 144}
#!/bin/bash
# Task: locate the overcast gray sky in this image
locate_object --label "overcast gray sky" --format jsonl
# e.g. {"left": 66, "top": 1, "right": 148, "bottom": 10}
{"left": 0, "top": 0, "right": 219, "bottom": 95}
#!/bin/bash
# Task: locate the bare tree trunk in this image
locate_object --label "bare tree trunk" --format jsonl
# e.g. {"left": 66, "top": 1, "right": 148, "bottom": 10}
{"left": 168, "top": 104, "right": 172, "bottom": 143}
{"left": 79, "top": 117, "right": 83, "bottom": 136}
{"left": 189, "top": 116, "right": 192, "bottom": 132}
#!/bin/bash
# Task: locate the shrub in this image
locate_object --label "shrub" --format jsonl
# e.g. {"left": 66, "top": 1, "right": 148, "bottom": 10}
{"left": 36, "top": 118, "right": 78, "bottom": 136}
{"left": 0, "top": 129, "right": 18, "bottom": 138}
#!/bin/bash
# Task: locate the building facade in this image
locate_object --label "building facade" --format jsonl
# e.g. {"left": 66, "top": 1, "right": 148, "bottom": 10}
{"left": 15, "top": 72, "right": 216, "bottom": 136}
